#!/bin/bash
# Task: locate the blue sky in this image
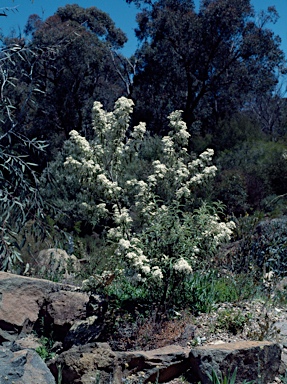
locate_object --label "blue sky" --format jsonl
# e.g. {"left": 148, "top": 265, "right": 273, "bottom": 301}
{"left": 1, "top": 0, "right": 286, "bottom": 59}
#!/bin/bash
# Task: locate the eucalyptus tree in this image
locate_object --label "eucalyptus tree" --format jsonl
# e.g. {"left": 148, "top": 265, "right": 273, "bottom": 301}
{"left": 0, "top": 38, "right": 48, "bottom": 269}
{"left": 21, "top": 4, "right": 129, "bottom": 155}
{"left": 127, "top": 0, "right": 286, "bottom": 135}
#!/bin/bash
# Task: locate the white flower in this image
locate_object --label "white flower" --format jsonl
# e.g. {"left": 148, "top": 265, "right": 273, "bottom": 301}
{"left": 176, "top": 186, "right": 191, "bottom": 198}
{"left": 162, "top": 136, "right": 174, "bottom": 154}
{"left": 147, "top": 174, "right": 157, "bottom": 184}
{"left": 64, "top": 156, "right": 81, "bottom": 168}
{"left": 126, "top": 251, "right": 138, "bottom": 260}
{"left": 173, "top": 258, "right": 193, "bottom": 274}
{"left": 126, "top": 179, "right": 138, "bottom": 187}
{"left": 114, "top": 96, "right": 134, "bottom": 113}
{"left": 69, "top": 130, "right": 91, "bottom": 154}
{"left": 107, "top": 227, "right": 123, "bottom": 240}
{"left": 203, "top": 166, "right": 217, "bottom": 176}
{"left": 199, "top": 148, "right": 214, "bottom": 162}
{"left": 141, "top": 265, "right": 151, "bottom": 274}
{"left": 97, "top": 173, "right": 109, "bottom": 184}
{"left": 153, "top": 160, "right": 167, "bottom": 173}
{"left": 175, "top": 161, "right": 189, "bottom": 178}
{"left": 131, "top": 122, "right": 146, "bottom": 139}
{"left": 118, "top": 238, "right": 131, "bottom": 250}
{"left": 96, "top": 203, "right": 108, "bottom": 215}
{"left": 151, "top": 266, "right": 163, "bottom": 279}
{"left": 113, "top": 206, "right": 133, "bottom": 225}
{"left": 189, "top": 173, "right": 204, "bottom": 184}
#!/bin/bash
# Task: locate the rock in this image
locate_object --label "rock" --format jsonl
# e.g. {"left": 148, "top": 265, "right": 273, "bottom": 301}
{"left": 189, "top": 340, "right": 281, "bottom": 384}
{"left": 13, "top": 334, "right": 42, "bottom": 350}
{"left": 0, "top": 345, "right": 56, "bottom": 383}
{"left": 276, "top": 277, "right": 287, "bottom": 293}
{"left": 273, "top": 320, "right": 287, "bottom": 344}
{"left": 271, "top": 320, "right": 287, "bottom": 371}
{"left": 36, "top": 248, "right": 80, "bottom": 280}
{"left": 49, "top": 344, "right": 191, "bottom": 384}
{"left": 64, "top": 316, "right": 104, "bottom": 349}
{"left": 119, "top": 345, "right": 191, "bottom": 383}
{"left": 0, "top": 272, "right": 99, "bottom": 344}
{"left": 48, "top": 340, "right": 284, "bottom": 384}
{"left": 44, "top": 290, "right": 89, "bottom": 339}
{"left": 48, "top": 342, "right": 120, "bottom": 384}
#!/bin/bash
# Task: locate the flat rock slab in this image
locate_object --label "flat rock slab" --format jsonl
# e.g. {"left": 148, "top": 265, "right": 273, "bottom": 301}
{"left": 120, "top": 345, "right": 191, "bottom": 383}
{"left": 189, "top": 340, "right": 281, "bottom": 384}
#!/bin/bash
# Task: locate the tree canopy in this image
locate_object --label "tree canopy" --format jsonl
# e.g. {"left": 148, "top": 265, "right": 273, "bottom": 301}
{"left": 128, "top": 0, "right": 285, "bottom": 134}
{"left": 1, "top": 4, "right": 130, "bottom": 162}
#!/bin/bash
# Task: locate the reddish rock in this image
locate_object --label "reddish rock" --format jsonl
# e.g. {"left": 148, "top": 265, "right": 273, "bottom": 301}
{"left": 189, "top": 340, "right": 281, "bottom": 384}
{"left": 0, "top": 272, "right": 89, "bottom": 342}
{"left": 48, "top": 342, "right": 119, "bottom": 384}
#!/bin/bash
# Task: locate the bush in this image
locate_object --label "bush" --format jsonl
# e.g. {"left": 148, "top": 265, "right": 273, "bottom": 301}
{"left": 41, "top": 97, "right": 235, "bottom": 310}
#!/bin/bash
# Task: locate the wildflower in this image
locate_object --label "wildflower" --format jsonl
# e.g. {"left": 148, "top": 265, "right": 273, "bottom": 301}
{"left": 176, "top": 186, "right": 191, "bottom": 198}
{"left": 131, "top": 122, "right": 146, "bottom": 139}
{"left": 199, "top": 148, "right": 214, "bottom": 162}
{"left": 113, "top": 206, "right": 133, "bottom": 225}
{"left": 118, "top": 238, "right": 131, "bottom": 250}
{"left": 162, "top": 136, "right": 174, "bottom": 154}
{"left": 173, "top": 258, "right": 193, "bottom": 274}
{"left": 151, "top": 266, "right": 163, "bottom": 279}
{"left": 96, "top": 203, "right": 108, "bottom": 215}
{"left": 153, "top": 160, "right": 168, "bottom": 177}
{"left": 141, "top": 265, "right": 151, "bottom": 274}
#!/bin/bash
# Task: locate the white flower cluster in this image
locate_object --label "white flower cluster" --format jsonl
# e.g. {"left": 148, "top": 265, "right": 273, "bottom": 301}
{"left": 97, "top": 174, "right": 122, "bottom": 197}
{"left": 202, "top": 215, "right": 236, "bottom": 246}
{"left": 115, "top": 236, "right": 163, "bottom": 278}
{"left": 69, "top": 130, "right": 91, "bottom": 155}
{"left": 173, "top": 258, "right": 193, "bottom": 274}
{"left": 168, "top": 110, "right": 190, "bottom": 148}
{"left": 153, "top": 160, "right": 168, "bottom": 178}
{"left": 60, "top": 97, "right": 236, "bottom": 285}
{"left": 130, "top": 122, "right": 146, "bottom": 140}
{"left": 113, "top": 205, "right": 133, "bottom": 226}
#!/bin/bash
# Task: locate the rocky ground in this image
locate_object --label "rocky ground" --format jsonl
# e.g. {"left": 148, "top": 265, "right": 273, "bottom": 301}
{"left": 106, "top": 298, "right": 287, "bottom": 383}
{"left": 1, "top": 268, "right": 287, "bottom": 383}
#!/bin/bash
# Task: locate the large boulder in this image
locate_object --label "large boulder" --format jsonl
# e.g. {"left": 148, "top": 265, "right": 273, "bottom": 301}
{"left": 0, "top": 272, "right": 105, "bottom": 344}
{"left": 36, "top": 248, "right": 80, "bottom": 279}
{"left": 48, "top": 342, "right": 120, "bottom": 384}
{"left": 189, "top": 340, "right": 281, "bottom": 384}
{"left": 0, "top": 344, "right": 56, "bottom": 384}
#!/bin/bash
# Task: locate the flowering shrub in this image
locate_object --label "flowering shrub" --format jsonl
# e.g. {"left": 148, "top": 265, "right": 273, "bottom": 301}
{"left": 44, "top": 97, "right": 235, "bottom": 304}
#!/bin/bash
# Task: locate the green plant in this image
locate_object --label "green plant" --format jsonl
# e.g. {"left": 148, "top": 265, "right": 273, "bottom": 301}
{"left": 35, "top": 336, "right": 55, "bottom": 361}
{"left": 170, "top": 270, "right": 244, "bottom": 315}
{"left": 0, "top": 40, "right": 48, "bottom": 271}
{"left": 216, "top": 309, "right": 251, "bottom": 335}
{"left": 57, "top": 364, "right": 62, "bottom": 384}
{"left": 207, "top": 367, "right": 255, "bottom": 384}
{"left": 207, "top": 368, "right": 237, "bottom": 384}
